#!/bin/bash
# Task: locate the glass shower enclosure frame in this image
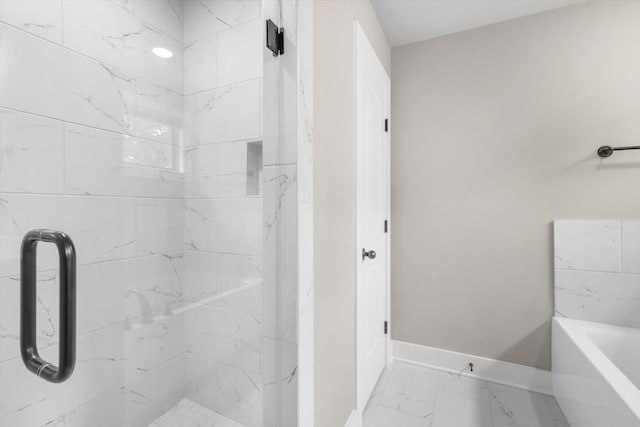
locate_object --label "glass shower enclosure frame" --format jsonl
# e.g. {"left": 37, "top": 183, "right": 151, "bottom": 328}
{"left": 0, "top": 0, "right": 313, "bottom": 426}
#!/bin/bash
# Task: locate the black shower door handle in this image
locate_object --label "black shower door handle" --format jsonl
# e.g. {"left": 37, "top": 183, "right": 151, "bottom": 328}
{"left": 20, "top": 230, "right": 76, "bottom": 383}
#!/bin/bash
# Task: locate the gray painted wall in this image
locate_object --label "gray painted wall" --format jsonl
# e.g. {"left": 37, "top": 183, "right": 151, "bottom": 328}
{"left": 314, "top": 0, "right": 390, "bottom": 426}
{"left": 390, "top": 1, "right": 640, "bottom": 370}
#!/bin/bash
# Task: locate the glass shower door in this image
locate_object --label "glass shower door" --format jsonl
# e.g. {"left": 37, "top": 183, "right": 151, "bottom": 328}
{"left": 0, "top": 0, "right": 188, "bottom": 425}
{"left": 0, "top": 0, "right": 276, "bottom": 426}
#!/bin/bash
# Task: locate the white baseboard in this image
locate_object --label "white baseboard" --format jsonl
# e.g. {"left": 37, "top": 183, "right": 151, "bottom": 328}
{"left": 392, "top": 340, "right": 553, "bottom": 395}
{"left": 344, "top": 409, "right": 361, "bottom": 427}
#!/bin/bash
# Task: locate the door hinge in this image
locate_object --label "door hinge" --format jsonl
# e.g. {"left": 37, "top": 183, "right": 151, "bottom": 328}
{"left": 384, "top": 220, "right": 388, "bottom": 233}
{"left": 384, "top": 118, "right": 389, "bottom": 132}
{"left": 384, "top": 321, "right": 388, "bottom": 335}
{"left": 266, "top": 19, "right": 284, "bottom": 56}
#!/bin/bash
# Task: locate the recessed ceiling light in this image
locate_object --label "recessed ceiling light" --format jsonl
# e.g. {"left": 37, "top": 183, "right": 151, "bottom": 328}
{"left": 152, "top": 47, "right": 173, "bottom": 59}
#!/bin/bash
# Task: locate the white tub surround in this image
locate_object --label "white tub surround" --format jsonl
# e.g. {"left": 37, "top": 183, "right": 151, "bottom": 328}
{"left": 554, "top": 220, "right": 640, "bottom": 328}
{"left": 553, "top": 220, "right": 640, "bottom": 427}
{"left": 553, "top": 318, "right": 640, "bottom": 426}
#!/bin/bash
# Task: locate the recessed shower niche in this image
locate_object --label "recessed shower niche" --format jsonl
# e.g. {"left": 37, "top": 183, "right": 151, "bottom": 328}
{"left": 247, "top": 141, "right": 263, "bottom": 196}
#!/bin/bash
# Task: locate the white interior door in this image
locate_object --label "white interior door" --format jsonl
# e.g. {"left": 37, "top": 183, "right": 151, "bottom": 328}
{"left": 355, "top": 22, "right": 390, "bottom": 415}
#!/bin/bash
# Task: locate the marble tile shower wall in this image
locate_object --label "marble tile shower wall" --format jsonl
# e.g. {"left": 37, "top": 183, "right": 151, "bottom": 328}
{"left": 0, "top": 1, "right": 184, "bottom": 426}
{"left": 554, "top": 220, "right": 640, "bottom": 328}
{"left": 181, "top": 1, "right": 264, "bottom": 426}
{"left": 0, "top": 1, "right": 276, "bottom": 426}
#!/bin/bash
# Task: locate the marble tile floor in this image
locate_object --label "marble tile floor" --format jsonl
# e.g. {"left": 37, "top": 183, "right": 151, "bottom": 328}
{"left": 147, "top": 398, "right": 246, "bottom": 427}
{"left": 364, "top": 361, "right": 570, "bottom": 427}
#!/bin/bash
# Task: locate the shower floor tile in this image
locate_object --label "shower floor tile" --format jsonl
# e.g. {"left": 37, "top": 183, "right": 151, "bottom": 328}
{"left": 364, "top": 361, "right": 570, "bottom": 427}
{"left": 148, "top": 398, "right": 247, "bottom": 427}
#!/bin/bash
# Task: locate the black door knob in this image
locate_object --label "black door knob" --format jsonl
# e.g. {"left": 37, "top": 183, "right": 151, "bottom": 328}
{"left": 362, "top": 248, "right": 377, "bottom": 261}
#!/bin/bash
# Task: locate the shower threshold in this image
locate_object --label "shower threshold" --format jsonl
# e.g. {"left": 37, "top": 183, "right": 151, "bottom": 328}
{"left": 148, "top": 398, "right": 247, "bottom": 427}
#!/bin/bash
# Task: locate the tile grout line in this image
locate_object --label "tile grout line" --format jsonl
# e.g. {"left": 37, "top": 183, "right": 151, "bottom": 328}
{"left": 183, "top": 76, "right": 263, "bottom": 97}
{"left": 1, "top": 106, "right": 183, "bottom": 150}
{"left": 555, "top": 266, "right": 640, "bottom": 276}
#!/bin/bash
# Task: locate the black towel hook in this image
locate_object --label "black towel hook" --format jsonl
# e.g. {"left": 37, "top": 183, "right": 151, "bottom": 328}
{"left": 597, "top": 145, "right": 640, "bottom": 158}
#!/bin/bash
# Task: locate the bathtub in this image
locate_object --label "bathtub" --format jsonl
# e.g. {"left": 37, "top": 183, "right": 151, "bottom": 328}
{"left": 553, "top": 317, "right": 640, "bottom": 427}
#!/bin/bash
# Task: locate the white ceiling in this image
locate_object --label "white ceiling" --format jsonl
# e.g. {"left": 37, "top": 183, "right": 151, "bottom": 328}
{"left": 371, "top": 0, "right": 583, "bottom": 47}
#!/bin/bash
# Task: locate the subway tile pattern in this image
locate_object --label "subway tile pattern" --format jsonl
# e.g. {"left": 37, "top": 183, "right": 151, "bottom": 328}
{"left": 364, "top": 362, "right": 569, "bottom": 427}
{"left": 554, "top": 220, "right": 640, "bottom": 327}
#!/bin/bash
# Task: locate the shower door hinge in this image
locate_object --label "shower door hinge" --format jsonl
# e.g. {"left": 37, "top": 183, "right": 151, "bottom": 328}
{"left": 266, "top": 19, "right": 284, "bottom": 56}
{"left": 385, "top": 118, "right": 389, "bottom": 132}
{"left": 384, "top": 220, "right": 388, "bottom": 233}
{"left": 384, "top": 321, "right": 388, "bottom": 335}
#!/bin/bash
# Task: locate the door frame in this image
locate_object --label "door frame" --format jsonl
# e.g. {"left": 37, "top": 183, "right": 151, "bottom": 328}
{"left": 353, "top": 20, "right": 391, "bottom": 425}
